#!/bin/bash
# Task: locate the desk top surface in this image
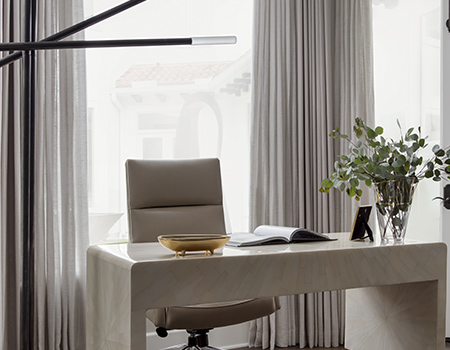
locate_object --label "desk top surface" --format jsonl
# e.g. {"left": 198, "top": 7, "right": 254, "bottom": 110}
{"left": 87, "top": 232, "right": 447, "bottom": 315}
{"left": 88, "top": 232, "right": 445, "bottom": 265}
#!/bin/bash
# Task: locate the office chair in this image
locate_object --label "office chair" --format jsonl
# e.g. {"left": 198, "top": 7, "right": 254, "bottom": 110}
{"left": 125, "top": 158, "right": 279, "bottom": 350}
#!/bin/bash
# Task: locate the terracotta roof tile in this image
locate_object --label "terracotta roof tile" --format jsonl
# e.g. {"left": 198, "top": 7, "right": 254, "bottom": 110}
{"left": 116, "top": 61, "right": 233, "bottom": 88}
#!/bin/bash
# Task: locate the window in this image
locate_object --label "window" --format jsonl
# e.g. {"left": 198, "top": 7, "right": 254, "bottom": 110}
{"left": 84, "top": 0, "right": 253, "bottom": 243}
{"left": 372, "top": 0, "right": 441, "bottom": 241}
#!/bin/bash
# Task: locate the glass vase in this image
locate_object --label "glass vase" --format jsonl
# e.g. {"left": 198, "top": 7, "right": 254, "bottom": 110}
{"left": 373, "top": 178, "right": 418, "bottom": 243}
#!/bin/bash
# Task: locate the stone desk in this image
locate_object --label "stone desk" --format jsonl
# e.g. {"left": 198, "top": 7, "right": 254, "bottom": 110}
{"left": 86, "top": 233, "right": 446, "bottom": 350}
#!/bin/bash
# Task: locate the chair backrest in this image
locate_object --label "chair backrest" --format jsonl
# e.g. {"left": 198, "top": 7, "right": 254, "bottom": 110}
{"left": 125, "top": 158, "right": 226, "bottom": 243}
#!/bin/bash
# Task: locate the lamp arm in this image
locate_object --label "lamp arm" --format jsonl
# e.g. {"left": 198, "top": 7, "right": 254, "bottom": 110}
{"left": 0, "top": 0, "right": 147, "bottom": 67}
{"left": 0, "top": 36, "right": 237, "bottom": 51}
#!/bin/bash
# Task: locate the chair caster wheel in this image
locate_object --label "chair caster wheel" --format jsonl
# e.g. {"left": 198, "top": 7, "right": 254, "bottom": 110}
{"left": 156, "top": 327, "right": 168, "bottom": 338}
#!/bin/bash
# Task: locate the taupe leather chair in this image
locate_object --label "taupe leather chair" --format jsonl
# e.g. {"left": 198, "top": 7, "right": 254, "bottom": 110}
{"left": 125, "top": 158, "right": 279, "bottom": 350}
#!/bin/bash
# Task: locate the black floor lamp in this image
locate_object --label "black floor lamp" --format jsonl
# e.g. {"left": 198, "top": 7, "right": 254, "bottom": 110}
{"left": 0, "top": 1, "right": 235, "bottom": 348}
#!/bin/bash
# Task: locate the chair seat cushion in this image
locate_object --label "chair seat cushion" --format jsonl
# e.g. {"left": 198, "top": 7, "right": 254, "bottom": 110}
{"left": 146, "top": 297, "right": 280, "bottom": 330}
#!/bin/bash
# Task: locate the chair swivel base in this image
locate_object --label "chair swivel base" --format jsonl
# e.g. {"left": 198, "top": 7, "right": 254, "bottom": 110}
{"left": 159, "top": 330, "right": 223, "bottom": 350}
{"left": 163, "top": 344, "right": 222, "bottom": 350}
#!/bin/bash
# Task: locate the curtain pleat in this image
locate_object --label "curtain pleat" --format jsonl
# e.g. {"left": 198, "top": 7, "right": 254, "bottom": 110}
{"left": 249, "top": 0, "right": 374, "bottom": 348}
{"left": 0, "top": 1, "right": 22, "bottom": 349}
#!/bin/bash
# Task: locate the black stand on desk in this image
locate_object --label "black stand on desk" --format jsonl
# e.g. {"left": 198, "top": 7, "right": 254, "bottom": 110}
{"left": 360, "top": 219, "right": 374, "bottom": 242}
{"left": 350, "top": 206, "right": 373, "bottom": 242}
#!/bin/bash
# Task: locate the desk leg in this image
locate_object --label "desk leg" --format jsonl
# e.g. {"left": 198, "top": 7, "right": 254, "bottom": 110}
{"left": 345, "top": 281, "right": 445, "bottom": 350}
{"left": 87, "top": 254, "right": 147, "bottom": 350}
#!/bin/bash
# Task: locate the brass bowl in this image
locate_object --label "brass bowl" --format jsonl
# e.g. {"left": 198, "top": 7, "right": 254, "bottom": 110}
{"left": 158, "top": 234, "right": 230, "bottom": 257}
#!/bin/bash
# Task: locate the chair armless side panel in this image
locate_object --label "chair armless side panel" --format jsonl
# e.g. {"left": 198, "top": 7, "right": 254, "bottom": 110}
{"left": 129, "top": 206, "right": 226, "bottom": 243}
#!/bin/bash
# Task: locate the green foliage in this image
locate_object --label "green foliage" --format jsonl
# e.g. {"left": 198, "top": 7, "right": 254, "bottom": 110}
{"left": 319, "top": 118, "right": 450, "bottom": 200}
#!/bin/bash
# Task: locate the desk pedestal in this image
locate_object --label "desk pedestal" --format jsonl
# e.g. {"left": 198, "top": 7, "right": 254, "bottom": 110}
{"left": 347, "top": 281, "right": 443, "bottom": 350}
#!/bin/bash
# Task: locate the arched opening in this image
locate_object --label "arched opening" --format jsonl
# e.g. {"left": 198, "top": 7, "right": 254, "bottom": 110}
{"left": 175, "top": 92, "right": 223, "bottom": 158}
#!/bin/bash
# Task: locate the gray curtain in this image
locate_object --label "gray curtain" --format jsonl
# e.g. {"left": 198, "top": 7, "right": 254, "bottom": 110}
{"left": 0, "top": 0, "right": 89, "bottom": 349}
{"left": 0, "top": 1, "right": 22, "bottom": 348}
{"left": 34, "top": 0, "right": 89, "bottom": 348}
{"left": 249, "top": 0, "right": 374, "bottom": 348}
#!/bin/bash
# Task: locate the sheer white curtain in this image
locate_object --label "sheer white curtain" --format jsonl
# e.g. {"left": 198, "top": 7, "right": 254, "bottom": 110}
{"left": 0, "top": 0, "right": 88, "bottom": 348}
{"left": 34, "top": 0, "right": 89, "bottom": 348}
{"left": 249, "top": 0, "right": 374, "bottom": 348}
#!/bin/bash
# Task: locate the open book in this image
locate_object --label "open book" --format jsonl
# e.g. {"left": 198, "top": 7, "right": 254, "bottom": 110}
{"left": 226, "top": 225, "right": 337, "bottom": 247}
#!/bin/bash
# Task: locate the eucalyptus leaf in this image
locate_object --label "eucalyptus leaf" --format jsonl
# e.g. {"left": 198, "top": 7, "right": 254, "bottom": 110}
{"left": 367, "top": 128, "right": 377, "bottom": 139}
{"left": 349, "top": 178, "right": 359, "bottom": 187}
{"left": 404, "top": 162, "right": 410, "bottom": 172}
{"left": 425, "top": 170, "right": 433, "bottom": 178}
{"left": 401, "top": 167, "right": 409, "bottom": 175}
{"left": 435, "top": 149, "right": 445, "bottom": 157}
{"left": 334, "top": 161, "right": 341, "bottom": 171}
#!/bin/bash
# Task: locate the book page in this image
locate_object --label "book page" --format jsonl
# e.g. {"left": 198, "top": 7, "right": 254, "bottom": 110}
{"left": 254, "top": 225, "right": 297, "bottom": 240}
{"left": 227, "top": 233, "right": 263, "bottom": 246}
{"left": 226, "top": 232, "right": 289, "bottom": 247}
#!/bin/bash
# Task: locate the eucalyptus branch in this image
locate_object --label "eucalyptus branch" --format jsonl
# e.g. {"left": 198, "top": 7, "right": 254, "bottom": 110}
{"left": 319, "top": 118, "right": 450, "bottom": 201}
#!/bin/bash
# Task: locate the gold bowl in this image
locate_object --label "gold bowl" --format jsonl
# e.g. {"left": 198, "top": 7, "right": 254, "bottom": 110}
{"left": 158, "top": 234, "right": 230, "bottom": 257}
